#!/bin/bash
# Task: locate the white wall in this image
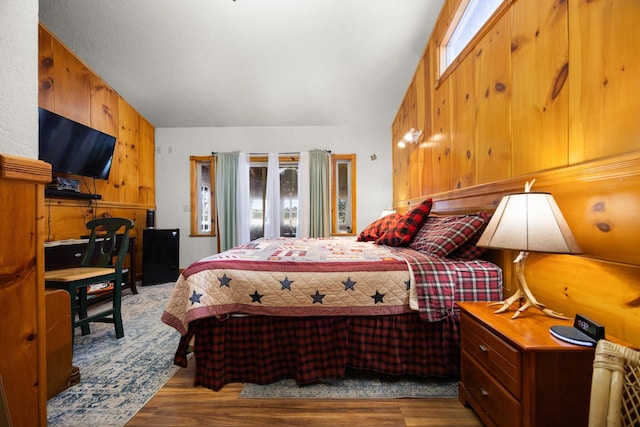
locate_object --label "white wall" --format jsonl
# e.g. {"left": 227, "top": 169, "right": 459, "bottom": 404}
{"left": 0, "top": 0, "right": 39, "bottom": 157}
{"left": 155, "top": 125, "right": 394, "bottom": 268}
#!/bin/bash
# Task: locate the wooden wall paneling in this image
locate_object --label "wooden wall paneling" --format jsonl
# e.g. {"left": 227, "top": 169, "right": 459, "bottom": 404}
{"left": 402, "top": 76, "right": 419, "bottom": 200}
{"left": 527, "top": 153, "right": 640, "bottom": 266}
{"left": 38, "top": 25, "right": 55, "bottom": 111}
{"left": 38, "top": 24, "right": 155, "bottom": 207}
{"left": 525, "top": 254, "right": 640, "bottom": 349}
{"left": 391, "top": 113, "right": 404, "bottom": 203}
{"left": 44, "top": 199, "right": 96, "bottom": 242}
{"left": 117, "top": 96, "right": 140, "bottom": 204}
{"left": 568, "top": 0, "right": 640, "bottom": 163}
{"left": 397, "top": 151, "right": 640, "bottom": 347}
{"left": 52, "top": 36, "right": 91, "bottom": 125}
{"left": 391, "top": 0, "right": 640, "bottom": 348}
{"left": 510, "top": 0, "right": 569, "bottom": 176}
{"left": 474, "top": 11, "right": 512, "bottom": 185}
{"left": 392, "top": 91, "right": 413, "bottom": 203}
{"left": 408, "top": 66, "right": 425, "bottom": 200}
{"left": 89, "top": 73, "right": 119, "bottom": 136}
{"left": 450, "top": 52, "right": 476, "bottom": 190}
{"left": 431, "top": 77, "right": 452, "bottom": 194}
{"left": 138, "top": 116, "right": 156, "bottom": 206}
{"left": 410, "top": 151, "right": 640, "bottom": 267}
{"left": 89, "top": 73, "right": 120, "bottom": 200}
{"left": 37, "top": 23, "right": 154, "bottom": 283}
{"left": 419, "top": 45, "right": 435, "bottom": 196}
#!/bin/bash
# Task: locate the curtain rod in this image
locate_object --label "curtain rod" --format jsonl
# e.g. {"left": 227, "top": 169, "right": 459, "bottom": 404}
{"left": 211, "top": 150, "right": 331, "bottom": 156}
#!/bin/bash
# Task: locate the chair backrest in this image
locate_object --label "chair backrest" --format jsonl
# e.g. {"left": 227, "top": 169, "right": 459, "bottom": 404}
{"left": 81, "top": 217, "right": 135, "bottom": 271}
{"left": 589, "top": 339, "right": 640, "bottom": 427}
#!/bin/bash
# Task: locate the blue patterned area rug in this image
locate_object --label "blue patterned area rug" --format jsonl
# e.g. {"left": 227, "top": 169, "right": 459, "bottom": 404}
{"left": 240, "top": 370, "right": 458, "bottom": 399}
{"left": 47, "top": 282, "right": 180, "bottom": 427}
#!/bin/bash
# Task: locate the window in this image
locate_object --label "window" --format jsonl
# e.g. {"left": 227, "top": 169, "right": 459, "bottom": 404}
{"left": 439, "top": 0, "right": 503, "bottom": 76}
{"left": 190, "top": 156, "right": 216, "bottom": 236}
{"left": 191, "top": 152, "right": 355, "bottom": 241}
{"left": 249, "top": 156, "right": 299, "bottom": 240}
{"left": 331, "top": 154, "right": 356, "bottom": 235}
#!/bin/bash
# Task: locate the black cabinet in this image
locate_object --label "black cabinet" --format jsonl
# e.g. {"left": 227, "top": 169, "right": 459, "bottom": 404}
{"left": 142, "top": 228, "right": 180, "bottom": 285}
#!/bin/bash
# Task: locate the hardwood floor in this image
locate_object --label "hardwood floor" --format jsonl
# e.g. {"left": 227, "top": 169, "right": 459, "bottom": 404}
{"left": 126, "top": 361, "right": 483, "bottom": 426}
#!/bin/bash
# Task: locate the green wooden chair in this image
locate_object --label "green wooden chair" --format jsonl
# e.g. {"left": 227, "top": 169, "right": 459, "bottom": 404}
{"left": 45, "top": 217, "right": 134, "bottom": 346}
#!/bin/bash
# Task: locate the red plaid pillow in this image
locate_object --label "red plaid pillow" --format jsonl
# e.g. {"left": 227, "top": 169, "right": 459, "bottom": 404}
{"left": 375, "top": 199, "right": 433, "bottom": 246}
{"left": 450, "top": 211, "right": 491, "bottom": 260}
{"left": 357, "top": 213, "right": 402, "bottom": 241}
{"left": 409, "top": 212, "right": 487, "bottom": 258}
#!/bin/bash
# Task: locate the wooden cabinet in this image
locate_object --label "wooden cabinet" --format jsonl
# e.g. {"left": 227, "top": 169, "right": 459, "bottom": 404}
{"left": 0, "top": 154, "right": 51, "bottom": 426}
{"left": 45, "top": 289, "right": 78, "bottom": 399}
{"left": 457, "top": 302, "right": 596, "bottom": 427}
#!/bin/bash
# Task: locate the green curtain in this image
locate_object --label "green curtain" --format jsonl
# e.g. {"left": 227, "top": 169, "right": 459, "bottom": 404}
{"left": 215, "top": 152, "right": 239, "bottom": 252}
{"left": 309, "top": 149, "right": 331, "bottom": 237}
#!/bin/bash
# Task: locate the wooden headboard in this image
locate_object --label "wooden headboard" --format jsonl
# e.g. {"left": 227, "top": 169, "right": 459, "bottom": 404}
{"left": 395, "top": 152, "right": 640, "bottom": 347}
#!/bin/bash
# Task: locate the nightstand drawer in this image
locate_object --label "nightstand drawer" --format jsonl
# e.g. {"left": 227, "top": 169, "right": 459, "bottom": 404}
{"left": 462, "top": 351, "right": 521, "bottom": 427}
{"left": 461, "top": 311, "right": 521, "bottom": 398}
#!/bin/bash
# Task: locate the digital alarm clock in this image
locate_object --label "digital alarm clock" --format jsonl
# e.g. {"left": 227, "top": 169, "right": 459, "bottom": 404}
{"left": 549, "top": 314, "right": 605, "bottom": 347}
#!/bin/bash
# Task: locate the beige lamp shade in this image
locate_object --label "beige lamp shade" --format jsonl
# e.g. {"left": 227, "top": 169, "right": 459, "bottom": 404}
{"left": 477, "top": 192, "right": 582, "bottom": 254}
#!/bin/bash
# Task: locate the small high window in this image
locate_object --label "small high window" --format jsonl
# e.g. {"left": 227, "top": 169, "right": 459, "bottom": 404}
{"left": 439, "top": 0, "right": 503, "bottom": 76}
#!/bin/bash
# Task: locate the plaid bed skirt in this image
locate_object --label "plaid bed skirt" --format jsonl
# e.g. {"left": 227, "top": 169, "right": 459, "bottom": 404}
{"left": 173, "top": 312, "right": 461, "bottom": 391}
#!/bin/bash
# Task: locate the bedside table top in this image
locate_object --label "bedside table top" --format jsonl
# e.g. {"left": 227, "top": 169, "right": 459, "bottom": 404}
{"left": 458, "top": 301, "right": 594, "bottom": 351}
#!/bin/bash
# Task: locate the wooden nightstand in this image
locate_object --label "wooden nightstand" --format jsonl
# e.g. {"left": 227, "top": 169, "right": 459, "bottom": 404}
{"left": 457, "top": 302, "right": 596, "bottom": 427}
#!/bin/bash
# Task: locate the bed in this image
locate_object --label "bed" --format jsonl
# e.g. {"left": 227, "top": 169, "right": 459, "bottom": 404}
{"left": 161, "top": 200, "right": 503, "bottom": 391}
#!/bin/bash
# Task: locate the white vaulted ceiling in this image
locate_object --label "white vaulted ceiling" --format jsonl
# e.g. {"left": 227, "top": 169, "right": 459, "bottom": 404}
{"left": 39, "top": 0, "right": 444, "bottom": 128}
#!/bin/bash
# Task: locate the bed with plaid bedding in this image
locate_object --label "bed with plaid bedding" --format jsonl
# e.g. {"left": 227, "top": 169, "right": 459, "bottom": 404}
{"left": 162, "top": 237, "right": 502, "bottom": 391}
{"left": 161, "top": 237, "right": 502, "bottom": 334}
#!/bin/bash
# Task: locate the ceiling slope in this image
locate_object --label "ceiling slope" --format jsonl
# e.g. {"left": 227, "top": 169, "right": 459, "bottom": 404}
{"left": 39, "top": 0, "right": 444, "bottom": 127}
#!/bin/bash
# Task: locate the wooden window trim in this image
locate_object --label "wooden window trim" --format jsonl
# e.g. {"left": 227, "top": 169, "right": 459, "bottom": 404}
{"left": 189, "top": 155, "right": 216, "bottom": 237}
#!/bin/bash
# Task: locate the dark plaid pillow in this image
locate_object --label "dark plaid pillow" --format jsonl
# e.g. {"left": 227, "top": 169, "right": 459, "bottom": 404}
{"left": 409, "top": 212, "right": 487, "bottom": 258}
{"left": 375, "top": 199, "right": 433, "bottom": 246}
{"left": 357, "top": 213, "right": 402, "bottom": 241}
{"left": 450, "top": 211, "right": 491, "bottom": 260}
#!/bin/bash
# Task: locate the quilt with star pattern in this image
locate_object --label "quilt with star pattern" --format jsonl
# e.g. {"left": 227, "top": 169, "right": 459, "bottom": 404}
{"left": 161, "top": 237, "right": 502, "bottom": 335}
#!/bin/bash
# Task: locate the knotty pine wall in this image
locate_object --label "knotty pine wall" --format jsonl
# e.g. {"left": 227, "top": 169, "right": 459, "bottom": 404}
{"left": 392, "top": 0, "right": 640, "bottom": 346}
{"left": 38, "top": 24, "right": 155, "bottom": 278}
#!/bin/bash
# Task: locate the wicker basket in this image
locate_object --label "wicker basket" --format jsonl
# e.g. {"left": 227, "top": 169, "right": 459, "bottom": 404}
{"left": 589, "top": 339, "right": 640, "bottom": 427}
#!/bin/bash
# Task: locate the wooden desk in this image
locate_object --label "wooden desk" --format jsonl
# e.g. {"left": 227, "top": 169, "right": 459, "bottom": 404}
{"left": 45, "top": 235, "right": 137, "bottom": 294}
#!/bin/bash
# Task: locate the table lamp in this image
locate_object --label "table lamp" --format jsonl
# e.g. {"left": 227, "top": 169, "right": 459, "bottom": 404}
{"left": 476, "top": 180, "right": 582, "bottom": 319}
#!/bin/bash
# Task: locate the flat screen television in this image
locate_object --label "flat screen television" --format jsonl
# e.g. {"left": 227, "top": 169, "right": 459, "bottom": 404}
{"left": 38, "top": 108, "right": 117, "bottom": 180}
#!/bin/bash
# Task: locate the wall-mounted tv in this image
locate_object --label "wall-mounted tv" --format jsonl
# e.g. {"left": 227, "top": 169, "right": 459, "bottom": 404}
{"left": 38, "top": 108, "right": 117, "bottom": 180}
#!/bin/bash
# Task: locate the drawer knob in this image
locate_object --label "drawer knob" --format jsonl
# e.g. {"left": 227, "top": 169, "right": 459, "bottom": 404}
{"left": 74, "top": 252, "right": 82, "bottom": 258}
{"left": 479, "top": 387, "right": 489, "bottom": 397}
{"left": 478, "top": 344, "right": 489, "bottom": 353}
